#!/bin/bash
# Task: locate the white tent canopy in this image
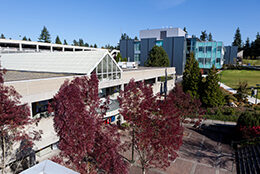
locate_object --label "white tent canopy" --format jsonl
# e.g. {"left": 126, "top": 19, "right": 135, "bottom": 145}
{"left": 20, "top": 160, "right": 79, "bottom": 174}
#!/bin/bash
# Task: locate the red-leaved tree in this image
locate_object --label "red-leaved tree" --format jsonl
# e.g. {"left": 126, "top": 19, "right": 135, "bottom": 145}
{"left": 50, "top": 73, "right": 128, "bottom": 174}
{"left": 118, "top": 79, "right": 183, "bottom": 174}
{"left": 0, "top": 63, "right": 41, "bottom": 174}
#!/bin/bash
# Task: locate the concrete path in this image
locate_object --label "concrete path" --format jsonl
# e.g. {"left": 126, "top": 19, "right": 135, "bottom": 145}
{"left": 219, "top": 82, "right": 260, "bottom": 104}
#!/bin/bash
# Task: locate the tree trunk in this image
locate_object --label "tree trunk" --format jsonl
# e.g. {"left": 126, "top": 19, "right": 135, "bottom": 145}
{"left": 142, "top": 167, "right": 146, "bottom": 174}
{"left": 131, "top": 127, "right": 135, "bottom": 163}
{"left": 1, "top": 134, "right": 5, "bottom": 174}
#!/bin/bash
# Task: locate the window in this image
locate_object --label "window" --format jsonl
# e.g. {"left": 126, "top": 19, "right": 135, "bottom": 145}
{"left": 216, "top": 58, "right": 221, "bottom": 63}
{"left": 134, "top": 54, "right": 140, "bottom": 62}
{"left": 206, "top": 46, "right": 212, "bottom": 52}
{"left": 205, "top": 58, "right": 211, "bottom": 64}
{"left": 198, "top": 58, "right": 204, "bottom": 64}
{"left": 199, "top": 47, "right": 204, "bottom": 53}
{"left": 134, "top": 42, "right": 140, "bottom": 52}
{"left": 217, "top": 46, "right": 222, "bottom": 51}
{"left": 160, "top": 31, "right": 167, "bottom": 40}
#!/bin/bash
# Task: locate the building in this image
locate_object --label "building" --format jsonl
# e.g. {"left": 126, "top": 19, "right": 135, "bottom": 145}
{"left": 120, "top": 27, "right": 238, "bottom": 74}
{"left": 224, "top": 46, "right": 238, "bottom": 64}
{"left": 120, "top": 27, "right": 186, "bottom": 75}
{"left": 194, "top": 41, "right": 225, "bottom": 69}
{"left": 1, "top": 49, "right": 176, "bottom": 167}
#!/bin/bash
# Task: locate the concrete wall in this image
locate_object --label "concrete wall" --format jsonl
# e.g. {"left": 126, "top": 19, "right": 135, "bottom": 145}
{"left": 139, "top": 28, "right": 186, "bottom": 40}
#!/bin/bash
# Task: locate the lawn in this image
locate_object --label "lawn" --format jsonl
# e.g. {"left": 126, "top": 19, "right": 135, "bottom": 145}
{"left": 242, "top": 59, "right": 260, "bottom": 66}
{"left": 220, "top": 70, "right": 260, "bottom": 98}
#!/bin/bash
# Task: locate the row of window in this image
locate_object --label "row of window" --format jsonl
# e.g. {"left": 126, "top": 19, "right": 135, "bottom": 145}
{"left": 198, "top": 46, "right": 222, "bottom": 53}
{"left": 198, "top": 58, "right": 221, "bottom": 64}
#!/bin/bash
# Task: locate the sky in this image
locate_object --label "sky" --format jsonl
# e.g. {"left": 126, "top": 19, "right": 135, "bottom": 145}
{"left": 0, "top": 0, "right": 259, "bottom": 47}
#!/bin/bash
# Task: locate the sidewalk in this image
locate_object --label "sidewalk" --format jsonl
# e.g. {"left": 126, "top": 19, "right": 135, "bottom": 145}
{"left": 219, "top": 82, "right": 260, "bottom": 104}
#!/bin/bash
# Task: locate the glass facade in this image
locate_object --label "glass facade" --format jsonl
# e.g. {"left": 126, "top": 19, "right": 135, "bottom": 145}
{"left": 194, "top": 41, "right": 224, "bottom": 69}
{"left": 156, "top": 40, "right": 163, "bottom": 47}
{"left": 92, "top": 55, "right": 121, "bottom": 81}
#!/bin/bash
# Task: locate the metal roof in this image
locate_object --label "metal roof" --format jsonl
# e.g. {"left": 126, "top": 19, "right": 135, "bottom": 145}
{"left": 20, "top": 160, "right": 79, "bottom": 174}
{"left": 0, "top": 50, "right": 109, "bottom": 74}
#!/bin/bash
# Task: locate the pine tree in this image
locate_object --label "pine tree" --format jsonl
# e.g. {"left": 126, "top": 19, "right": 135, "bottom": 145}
{"left": 243, "top": 37, "right": 250, "bottom": 58}
{"left": 134, "top": 36, "right": 138, "bottom": 40}
{"left": 253, "top": 32, "right": 260, "bottom": 57}
{"left": 145, "top": 45, "right": 170, "bottom": 67}
{"left": 208, "top": 33, "right": 213, "bottom": 41}
{"left": 78, "top": 39, "right": 84, "bottom": 46}
{"left": 201, "top": 65, "right": 224, "bottom": 107}
{"left": 182, "top": 52, "right": 202, "bottom": 99}
{"left": 183, "top": 27, "right": 187, "bottom": 34}
{"left": 22, "top": 36, "right": 27, "bottom": 41}
{"left": 55, "top": 35, "right": 62, "bottom": 44}
{"left": 200, "top": 30, "right": 207, "bottom": 41}
{"left": 73, "top": 40, "right": 79, "bottom": 46}
{"left": 0, "top": 34, "right": 5, "bottom": 39}
{"left": 38, "top": 26, "right": 51, "bottom": 43}
{"left": 84, "top": 42, "right": 89, "bottom": 47}
{"left": 28, "top": 38, "right": 31, "bottom": 41}
{"left": 63, "top": 39, "right": 68, "bottom": 45}
{"left": 232, "top": 27, "right": 242, "bottom": 51}
{"left": 94, "top": 44, "right": 97, "bottom": 48}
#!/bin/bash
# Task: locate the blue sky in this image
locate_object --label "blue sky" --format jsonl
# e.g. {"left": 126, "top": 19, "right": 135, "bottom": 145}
{"left": 0, "top": 0, "right": 259, "bottom": 47}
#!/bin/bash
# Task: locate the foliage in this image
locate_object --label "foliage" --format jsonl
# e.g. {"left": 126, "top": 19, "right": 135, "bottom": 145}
{"left": 200, "top": 30, "right": 207, "bottom": 41}
{"left": 121, "top": 33, "right": 131, "bottom": 40}
{"left": 55, "top": 36, "right": 62, "bottom": 44}
{"left": 73, "top": 40, "right": 79, "bottom": 46}
{"left": 38, "top": 26, "right": 51, "bottom": 43}
{"left": 208, "top": 33, "right": 213, "bottom": 41}
{"left": 145, "top": 45, "right": 170, "bottom": 67}
{"left": 114, "top": 53, "right": 122, "bottom": 62}
{"left": 63, "top": 39, "right": 68, "bottom": 45}
{"left": 78, "top": 39, "right": 84, "bottom": 46}
{"left": 204, "top": 107, "right": 244, "bottom": 122}
{"left": 50, "top": 74, "right": 128, "bottom": 174}
{"left": 94, "top": 44, "right": 97, "bottom": 48}
{"left": 232, "top": 27, "right": 242, "bottom": 51}
{"left": 0, "top": 63, "right": 41, "bottom": 174}
{"left": 183, "top": 27, "right": 187, "bottom": 34}
{"left": 201, "top": 65, "right": 225, "bottom": 107}
{"left": 235, "top": 81, "right": 248, "bottom": 102}
{"left": 0, "top": 34, "right": 5, "bottom": 39}
{"left": 182, "top": 52, "right": 202, "bottom": 99}
{"left": 118, "top": 80, "right": 183, "bottom": 173}
{"left": 22, "top": 36, "right": 27, "bottom": 41}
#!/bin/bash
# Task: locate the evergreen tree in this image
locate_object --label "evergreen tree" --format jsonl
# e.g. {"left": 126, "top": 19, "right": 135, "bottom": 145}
{"left": 120, "top": 33, "right": 130, "bottom": 40}
{"left": 200, "top": 30, "right": 207, "bottom": 41}
{"left": 55, "top": 35, "right": 62, "bottom": 44}
{"left": 28, "top": 38, "right": 31, "bottom": 41}
{"left": 73, "top": 39, "right": 79, "bottom": 46}
{"left": 201, "top": 65, "right": 224, "bottom": 107}
{"left": 253, "top": 32, "right": 260, "bottom": 57}
{"left": 182, "top": 52, "right": 202, "bottom": 99}
{"left": 0, "top": 34, "right": 5, "bottom": 39}
{"left": 232, "top": 27, "right": 242, "bottom": 51}
{"left": 243, "top": 37, "right": 250, "bottom": 58}
{"left": 78, "top": 38, "right": 84, "bottom": 46}
{"left": 22, "top": 36, "right": 27, "bottom": 41}
{"left": 134, "top": 36, "right": 138, "bottom": 40}
{"left": 90, "top": 45, "right": 93, "bottom": 48}
{"left": 183, "top": 27, "right": 187, "bottom": 34}
{"left": 63, "top": 39, "right": 68, "bottom": 45}
{"left": 94, "top": 44, "right": 97, "bottom": 48}
{"left": 84, "top": 42, "right": 89, "bottom": 47}
{"left": 115, "top": 52, "right": 122, "bottom": 62}
{"left": 208, "top": 33, "right": 213, "bottom": 41}
{"left": 145, "top": 45, "right": 170, "bottom": 67}
{"left": 38, "top": 26, "right": 51, "bottom": 43}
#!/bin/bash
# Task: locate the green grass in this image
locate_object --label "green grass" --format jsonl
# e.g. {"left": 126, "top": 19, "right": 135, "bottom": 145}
{"left": 220, "top": 70, "right": 260, "bottom": 98}
{"left": 242, "top": 59, "right": 260, "bottom": 66}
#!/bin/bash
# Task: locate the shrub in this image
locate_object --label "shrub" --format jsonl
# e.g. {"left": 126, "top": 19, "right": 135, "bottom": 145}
{"left": 237, "top": 111, "right": 260, "bottom": 128}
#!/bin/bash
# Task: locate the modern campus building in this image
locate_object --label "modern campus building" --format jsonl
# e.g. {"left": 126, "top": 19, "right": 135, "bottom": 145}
{"left": 0, "top": 45, "right": 176, "bottom": 169}
{"left": 120, "top": 27, "right": 238, "bottom": 74}
{"left": 224, "top": 46, "right": 238, "bottom": 64}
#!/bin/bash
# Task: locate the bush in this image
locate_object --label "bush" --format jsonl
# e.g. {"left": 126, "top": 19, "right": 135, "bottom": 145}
{"left": 237, "top": 111, "right": 260, "bottom": 128}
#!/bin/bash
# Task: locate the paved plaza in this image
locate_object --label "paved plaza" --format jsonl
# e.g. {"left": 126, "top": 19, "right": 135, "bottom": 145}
{"left": 128, "top": 124, "right": 236, "bottom": 174}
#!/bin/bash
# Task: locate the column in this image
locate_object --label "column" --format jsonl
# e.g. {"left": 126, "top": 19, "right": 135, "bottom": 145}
{"left": 62, "top": 47, "right": 65, "bottom": 52}
{"left": 50, "top": 46, "right": 53, "bottom": 52}
{"left": 19, "top": 43, "right": 22, "bottom": 51}
{"left": 36, "top": 45, "right": 39, "bottom": 52}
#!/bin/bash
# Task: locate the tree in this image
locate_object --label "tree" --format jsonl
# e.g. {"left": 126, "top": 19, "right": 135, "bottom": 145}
{"left": 94, "top": 44, "right": 97, "bottom": 48}
{"left": 115, "top": 52, "right": 122, "bottom": 62}
{"left": 243, "top": 37, "right": 250, "bottom": 58}
{"left": 182, "top": 52, "right": 202, "bottom": 99}
{"left": 145, "top": 45, "right": 170, "bottom": 67}
{"left": 50, "top": 74, "right": 128, "bottom": 174}
{"left": 208, "top": 33, "right": 213, "bottom": 41}
{"left": 78, "top": 39, "right": 84, "bottom": 46}
{"left": 118, "top": 80, "right": 183, "bottom": 174}
{"left": 252, "top": 32, "right": 260, "bottom": 57}
{"left": 0, "top": 34, "right": 5, "bottom": 39}
{"left": 183, "top": 27, "right": 187, "bottom": 34}
{"left": 63, "top": 39, "right": 68, "bottom": 45}
{"left": 84, "top": 43, "right": 89, "bottom": 47}
{"left": 22, "top": 36, "right": 27, "bottom": 41}
{"left": 55, "top": 36, "right": 62, "bottom": 44}
{"left": 235, "top": 81, "right": 248, "bottom": 102}
{"left": 121, "top": 33, "right": 130, "bottom": 40}
{"left": 28, "top": 38, "right": 31, "bottom": 41}
{"left": 134, "top": 36, "right": 138, "bottom": 40}
{"left": 38, "top": 26, "right": 51, "bottom": 43}
{"left": 73, "top": 40, "right": 79, "bottom": 46}
{"left": 232, "top": 27, "right": 242, "bottom": 51}
{"left": 201, "top": 65, "right": 224, "bottom": 107}
{"left": 200, "top": 30, "right": 207, "bottom": 41}
{"left": 0, "top": 63, "right": 41, "bottom": 174}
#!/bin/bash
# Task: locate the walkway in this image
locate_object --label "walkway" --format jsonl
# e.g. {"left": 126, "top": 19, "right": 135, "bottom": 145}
{"left": 219, "top": 82, "right": 260, "bottom": 104}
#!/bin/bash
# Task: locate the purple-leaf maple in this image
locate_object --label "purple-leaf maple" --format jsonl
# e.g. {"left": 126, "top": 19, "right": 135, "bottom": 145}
{"left": 50, "top": 73, "right": 128, "bottom": 174}
{"left": 0, "top": 63, "right": 41, "bottom": 174}
{"left": 118, "top": 79, "right": 183, "bottom": 174}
